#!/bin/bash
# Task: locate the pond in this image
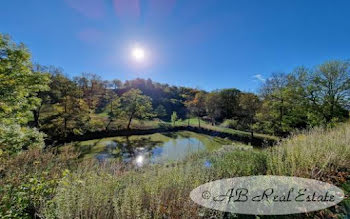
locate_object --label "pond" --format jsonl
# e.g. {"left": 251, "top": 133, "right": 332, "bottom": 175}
{"left": 72, "top": 131, "right": 237, "bottom": 166}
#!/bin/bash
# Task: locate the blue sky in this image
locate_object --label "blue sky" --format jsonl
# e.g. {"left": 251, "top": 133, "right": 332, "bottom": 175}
{"left": 1, "top": 0, "right": 350, "bottom": 91}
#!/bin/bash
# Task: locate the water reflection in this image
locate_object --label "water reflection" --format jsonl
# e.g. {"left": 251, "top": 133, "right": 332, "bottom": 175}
{"left": 204, "top": 160, "right": 212, "bottom": 168}
{"left": 96, "top": 134, "right": 206, "bottom": 166}
{"left": 135, "top": 155, "right": 145, "bottom": 167}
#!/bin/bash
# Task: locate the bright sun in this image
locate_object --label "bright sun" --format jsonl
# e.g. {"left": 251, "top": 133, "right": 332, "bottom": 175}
{"left": 131, "top": 47, "right": 145, "bottom": 62}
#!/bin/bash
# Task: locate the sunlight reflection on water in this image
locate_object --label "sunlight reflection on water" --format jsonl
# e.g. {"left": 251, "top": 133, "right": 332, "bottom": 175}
{"left": 96, "top": 136, "right": 206, "bottom": 167}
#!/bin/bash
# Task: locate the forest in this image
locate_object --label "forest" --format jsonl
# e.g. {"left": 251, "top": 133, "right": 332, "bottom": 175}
{"left": 1, "top": 34, "right": 350, "bottom": 218}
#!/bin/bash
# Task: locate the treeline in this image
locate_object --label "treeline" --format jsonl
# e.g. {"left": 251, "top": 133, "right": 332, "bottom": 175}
{"left": 35, "top": 62, "right": 349, "bottom": 137}
{"left": 1, "top": 34, "right": 350, "bottom": 155}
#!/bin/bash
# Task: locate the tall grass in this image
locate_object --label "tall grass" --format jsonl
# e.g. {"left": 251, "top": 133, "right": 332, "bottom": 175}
{"left": 42, "top": 123, "right": 350, "bottom": 218}
{"left": 267, "top": 123, "right": 350, "bottom": 178}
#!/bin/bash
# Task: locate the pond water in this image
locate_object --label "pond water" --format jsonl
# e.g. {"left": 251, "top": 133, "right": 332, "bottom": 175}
{"left": 74, "top": 131, "right": 236, "bottom": 166}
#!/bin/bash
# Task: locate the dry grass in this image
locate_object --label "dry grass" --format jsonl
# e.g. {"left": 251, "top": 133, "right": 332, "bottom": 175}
{"left": 267, "top": 123, "right": 350, "bottom": 178}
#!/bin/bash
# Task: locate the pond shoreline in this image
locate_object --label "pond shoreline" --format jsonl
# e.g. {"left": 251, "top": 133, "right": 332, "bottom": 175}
{"left": 46, "top": 126, "right": 276, "bottom": 147}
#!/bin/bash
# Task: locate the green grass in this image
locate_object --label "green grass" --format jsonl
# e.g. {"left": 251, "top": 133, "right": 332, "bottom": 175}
{"left": 95, "top": 112, "right": 277, "bottom": 141}
{"left": 175, "top": 118, "right": 278, "bottom": 140}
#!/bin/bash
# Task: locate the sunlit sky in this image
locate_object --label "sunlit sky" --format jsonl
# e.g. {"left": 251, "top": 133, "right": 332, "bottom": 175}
{"left": 1, "top": 0, "right": 350, "bottom": 91}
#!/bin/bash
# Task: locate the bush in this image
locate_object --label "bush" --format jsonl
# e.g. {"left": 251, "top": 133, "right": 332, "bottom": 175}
{"left": 210, "top": 149, "right": 267, "bottom": 177}
{"left": 220, "top": 119, "right": 238, "bottom": 129}
{"left": 50, "top": 168, "right": 119, "bottom": 219}
{"left": 0, "top": 147, "right": 79, "bottom": 218}
{"left": 0, "top": 124, "right": 45, "bottom": 156}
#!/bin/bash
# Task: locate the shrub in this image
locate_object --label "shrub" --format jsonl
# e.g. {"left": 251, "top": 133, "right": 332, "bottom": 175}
{"left": 0, "top": 124, "right": 45, "bottom": 156}
{"left": 220, "top": 119, "right": 238, "bottom": 129}
{"left": 0, "top": 147, "right": 79, "bottom": 218}
{"left": 210, "top": 149, "right": 267, "bottom": 177}
{"left": 50, "top": 169, "right": 119, "bottom": 219}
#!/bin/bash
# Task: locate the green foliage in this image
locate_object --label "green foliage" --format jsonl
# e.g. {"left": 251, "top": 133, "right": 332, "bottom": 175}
{"left": 210, "top": 149, "right": 267, "bottom": 177}
{"left": 171, "top": 111, "right": 178, "bottom": 126}
{"left": 217, "top": 88, "right": 241, "bottom": 120}
{"left": 258, "top": 61, "right": 350, "bottom": 135}
{"left": 0, "top": 34, "right": 50, "bottom": 125}
{"left": 0, "top": 148, "right": 79, "bottom": 218}
{"left": 205, "top": 92, "right": 222, "bottom": 125}
{"left": 120, "top": 88, "right": 154, "bottom": 129}
{"left": 185, "top": 91, "right": 206, "bottom": 127}
{"left": 0, "top": 124, "right": 45, "bottom": 156}
{"left": 220, "top": 119, "right": 239, "bottom": 129}
{"left": 40, "top": 72, "right": 90, "bottom": 137}
{"left": 49, "top": 168, "right": 119, "bottom": 219}
{"left": 0, "top": 34, "right": 49, "bottom": 155}
{"left": 155, "top": 104, "right": 167, "bottom": 119}
{"left": 106, "top": 95, "right": 122, "bottom": 130}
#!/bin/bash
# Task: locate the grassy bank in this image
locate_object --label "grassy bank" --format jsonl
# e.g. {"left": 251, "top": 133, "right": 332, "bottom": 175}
{"left": 49, "top": 117, "right": 277, "bottom": 147}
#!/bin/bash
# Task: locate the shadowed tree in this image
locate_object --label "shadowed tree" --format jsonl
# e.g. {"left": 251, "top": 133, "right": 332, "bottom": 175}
{"left": 205, "top": 92, "right": 222, "bottom": 125}
{"left": 155, "top": 104, "right": 167, "bottom": 119}
{"left": 238, "top": 93, "right": 261, "bottom": 138}
{"left": 106, "top": 94, "right": 121, "bottom": 130}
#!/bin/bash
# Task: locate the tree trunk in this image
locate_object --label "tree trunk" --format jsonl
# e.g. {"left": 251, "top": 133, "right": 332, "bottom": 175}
{"left": 127, "top": 117, "right": 132, "bottom": 130}
{"left": 32, "top": 103, "right": 43, "bottom": 128}
{"left": 198, "top": 117, "right": 201, "bottom": 128}
{"left": 64, "top": 97, "right": 67, "bottom": 137}
{"left": 127, "top": 113, "right": 134, "bottom": 130}
{"left": 106, "top": 119, "right": 112, "bottom": 130}
{"left": 32, "top": 109, "right": 40, "bottom": 128}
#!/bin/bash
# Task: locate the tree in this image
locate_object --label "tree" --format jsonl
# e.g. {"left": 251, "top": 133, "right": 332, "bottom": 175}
{"left": 205, "top": 92, "right": 221, "bottom": 125}
{"left": 155, "top": 105, "right": 167, "bottom": 119}
{"left": 30, "top": 64, "right": 52, "bottom": 128}
{"left": 120, "top": 89, "right": 153, "bottom": 129}
{"left": 171, "top": 111, "right": 178, "bottom": 126}
{"left": 0, "top": 34, "right": 49, "bottom": 154}
{"left": 41, "top": 73, "right": 90, "bottom": 137}
{"left": 258, "top": 73, "right": 289, "bottom": 135}
{"left": 185, "top": 92, "right": 206, "bottom": 127}
{"left": 106, "top": 95, "right": 121, "bottom": 130}
{"left": 238, "top": 93, "right": 261, "bottom": 138}
{"left": 310, "top": 60, "right": 350, "bottom": 123}
{"left": 112, "top": 79, "right": 122, "bottom": 90}
{"left": 0, "top": 34, "right": 50, "bottom": 125}
{"left": 218, "top": 88, "right": 241, "bottom": 120}
{"left": 74, "top": 73, "right": 106, "bottom": 112}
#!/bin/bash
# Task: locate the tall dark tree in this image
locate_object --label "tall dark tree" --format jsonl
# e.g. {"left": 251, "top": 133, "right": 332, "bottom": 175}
{"left": 205, "top": 92, "right": 222, "bottom": 125}
{"left": 238, "top": 93, "right": 261, "bottom": 138}
{"left": 218, "top": 88, "right": 241, "bottom": 120}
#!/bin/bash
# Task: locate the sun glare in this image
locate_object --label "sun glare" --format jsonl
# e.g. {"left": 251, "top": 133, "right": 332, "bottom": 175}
{"left": 132, "top": 47, "right": 145, "bottom": 62}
